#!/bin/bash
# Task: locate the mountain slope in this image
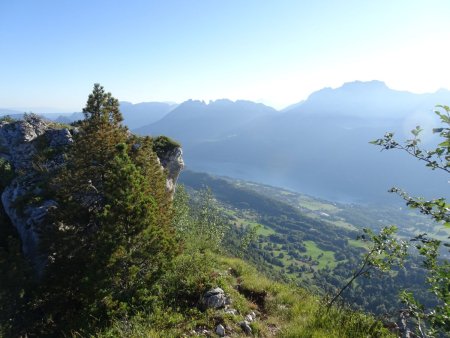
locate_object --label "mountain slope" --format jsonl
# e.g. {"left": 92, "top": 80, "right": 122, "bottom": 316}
{"left": 119, "top": 101, "right": 177, "bottom": 129}
{"left": 135, "top": 99, "right": 278, "bottom": 146}
{"left": 179, "top": 170, "right": 435, "bottom": 315}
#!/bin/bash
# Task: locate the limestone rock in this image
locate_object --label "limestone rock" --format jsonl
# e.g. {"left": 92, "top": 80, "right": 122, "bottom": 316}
{"left": 202, "top": 287, "right": 227, "bottom": 309}
{"left": 158, "top": 146, "right": 184, "bottom": 195}
{"left": 46, "top": 128, "right": 73, "bottom": 148}
{"left": 0, "top": 115, "right": 50, "bottom": 170}
{"left": 239, "top": 321, "right": 252, "bottom": 335}
{"left": 224, "top": 308, "right": 237, "bottom": 316}
{"left": 215, "top": 324, "right": 225, "bottom": 337}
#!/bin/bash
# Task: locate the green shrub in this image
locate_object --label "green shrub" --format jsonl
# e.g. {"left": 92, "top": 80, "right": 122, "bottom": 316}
{"left": 0, "top": 158, "right": 15, "bottom": 188}
{"left": 0, "top": 115, "right": 16, "bottom": 123}
{"left": 152, "top": 135, "right": 180, "bottom": 158}
{"left": 157, "top": 249, "right": 218, "bottom": 309}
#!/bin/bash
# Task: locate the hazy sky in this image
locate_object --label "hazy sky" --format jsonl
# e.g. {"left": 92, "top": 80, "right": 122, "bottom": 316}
{"left": 1, "top": 0, "right": 450, "bottom": 112}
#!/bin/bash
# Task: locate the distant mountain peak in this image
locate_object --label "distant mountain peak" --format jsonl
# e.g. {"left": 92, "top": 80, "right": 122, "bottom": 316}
{"left": 307, "top": 81, "right": 390, "bottom": 99}
{"left": 340, "top": 80, "right": 388, "bottom": 90}
{"left": 436, "top": 87, "right": 450, "bottom": 94}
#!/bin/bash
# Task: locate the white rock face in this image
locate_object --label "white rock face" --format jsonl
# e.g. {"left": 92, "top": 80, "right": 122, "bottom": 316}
{"left": 158, "top": 147, "right": 184, "bottom": 195}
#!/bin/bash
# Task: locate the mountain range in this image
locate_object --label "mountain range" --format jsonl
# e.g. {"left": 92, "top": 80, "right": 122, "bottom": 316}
{"left": 2, "top": 80, "right": 449, "bottom": 203}
{"left": 137, "top": 81, "right": 450, "bottom": 203}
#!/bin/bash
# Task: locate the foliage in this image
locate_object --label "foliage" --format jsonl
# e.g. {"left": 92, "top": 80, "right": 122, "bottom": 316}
{"left": 93, "top": 254, "right": 393, "bottom": 338}
{"left": 180, "top": 170, "right": 436, "bottom": 314}
{"left": 171, "top": 185, "right": 194, "bottom": 238}
{"left": 94, "top": 143, "right": 177, "bottom": 318}
{"left": 61, "top": 84, "right": 128, "bottom": 199}
{"left": 0, "top": 203, "right": 35, "bottom": 337}
{"left": 82, "top": 83, "right": 123, "bottom": 124}
{"left": 0, "top": 84, "right": 178, "bottom": 336}
{"left": 0, "top": 115, "right": 16, "bottom": 123}
{"left": 0, "top": 84, "right": 403, "bottom": 337}
{"left": 328, "top": 226, "right": 407, "bottom": 308}
{"left": 371, "top": 104, "right": 450, "bottom": 336}
{"left": 152, "top": 135, "right": 181, "bottom": 159}
{"left": 239, "top": 222, "right": 261, "bottom": 256}
{"left": 399, "top": 237, "right": 450, "bottom": 336}
{"left": 189, "top": 187, "right": 231, "bottom": 252}
{"left": 0, "top": 158, "right": 14, "bottom": 188}
{"left": 126, "top": 134, "right": 174, "bottom": 235}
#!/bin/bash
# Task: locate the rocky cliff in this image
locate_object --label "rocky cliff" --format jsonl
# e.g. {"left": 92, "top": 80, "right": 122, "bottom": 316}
{"left": 0, "top": 114, "right": 183, "bottom": 272}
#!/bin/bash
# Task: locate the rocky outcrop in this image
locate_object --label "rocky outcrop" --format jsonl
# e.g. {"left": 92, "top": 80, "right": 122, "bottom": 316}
{"left": 201, "top": 287, "right": 229, "bottom": 310}
{"left": 0, "top": 114, "right": 49, "bottom": 170}
{"left": 0, "top": 115, "right": 183, "bottom": 273}
{"left": 0, "top": 115, "right": 65, "bottom": 271}
{"left": 159, "top": 146, "right": 184, "bottom": 195}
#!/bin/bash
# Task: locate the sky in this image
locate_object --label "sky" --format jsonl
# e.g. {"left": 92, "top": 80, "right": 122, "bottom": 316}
{"left": 1, "top": 0, "right": 450, "bottom": 112}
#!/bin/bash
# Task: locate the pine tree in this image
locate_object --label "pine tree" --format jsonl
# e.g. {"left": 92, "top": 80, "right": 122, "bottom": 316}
{"left": 30, "top": 84, "right": 178, "bottom": 335}
{"left": 66, "top": 83, "right": 128, "bottom": 200}
{"left": 94, "top": 143, "right": 176, "bottom": 318}
{"left": 127, "top": 135, "right": 174, "bottom": 231}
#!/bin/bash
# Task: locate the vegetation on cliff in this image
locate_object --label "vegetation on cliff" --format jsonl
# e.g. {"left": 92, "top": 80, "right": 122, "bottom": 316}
{"left": 0, "top": 85, "right": 177, "bottom": 336}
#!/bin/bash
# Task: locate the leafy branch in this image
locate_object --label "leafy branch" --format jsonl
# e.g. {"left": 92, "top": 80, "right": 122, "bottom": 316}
{"left": 328, "top": 226, "right": 407, "bottom": 308}
{"left": 370, "top": 105, "right": 450, "bottom": 174}
{"left": 371, "top": 104, "right": 450, "bottom": 336}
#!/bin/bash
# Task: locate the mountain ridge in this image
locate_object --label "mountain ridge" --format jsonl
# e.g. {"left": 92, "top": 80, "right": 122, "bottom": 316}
{"left": 133, "top": 80, "right": 450, "bottom": 203}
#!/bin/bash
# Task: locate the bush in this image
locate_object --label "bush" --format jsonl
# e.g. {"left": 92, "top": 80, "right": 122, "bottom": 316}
{"left": 0, "top": 158, "right": 14, "bottom": 188}
{"left": 152, "top": 135, "right": 180, "bottom": 158}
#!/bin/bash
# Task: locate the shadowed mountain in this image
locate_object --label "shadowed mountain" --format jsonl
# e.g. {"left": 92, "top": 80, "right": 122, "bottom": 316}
{"left": 119, "top": 101, "right": 177, "bottom": 129}
{"left": 135, "top": 99, "right": 278, "bottom": 146}
{"left": 137, "top": 81, "right": 450, "bottom": 203}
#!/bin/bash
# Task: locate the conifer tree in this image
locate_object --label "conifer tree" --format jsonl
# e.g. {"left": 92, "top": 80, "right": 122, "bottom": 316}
{"left": 31, "top": 84, "right": 178, "bottom": 335}
{"left": 127, "top": 135, "right": 174, "bottom": 231}
{"left": 67, "top": 83, "right": 128, "bottom": 200}
{"left": 94, "top": 143, "right": 176, "bottom": 317}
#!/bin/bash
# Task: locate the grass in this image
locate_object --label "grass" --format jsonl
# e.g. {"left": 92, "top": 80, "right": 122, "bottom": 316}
{"left": 297, "top": 197, "right": 339, "bottom": 212}
{"left": 257, "top": 225, "right": 276, "bottom": 236}
{"left": 224, "top": 207, "right": 274, "bottom": 236}
{"left": 218, "top": 255, "right": 392, "bottom": 337}
{"left": 304, "top": 241, "right": 338, "bottom": 269}
{"left": 348, "top": 239, "right": 370, "bottom": 249}
{"left": 94, "top": 252, "right": 393, "bottom": 338}
{"left": 329, "top": 219, "right": 357, "bottom": 231}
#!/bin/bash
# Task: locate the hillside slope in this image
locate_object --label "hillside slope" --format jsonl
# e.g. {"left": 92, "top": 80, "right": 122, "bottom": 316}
{"left": 95, "top": 252, "right": 394, "bottom": 337}
{"left": 179, "top": 170, "right": 437, "bottom": 316}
